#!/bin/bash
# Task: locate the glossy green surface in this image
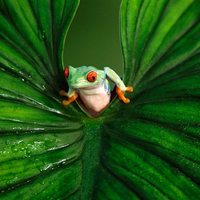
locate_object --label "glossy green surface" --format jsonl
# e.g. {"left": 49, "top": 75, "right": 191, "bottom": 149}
{"left": 0, "top": 0, "right": 200, "bottom": 199}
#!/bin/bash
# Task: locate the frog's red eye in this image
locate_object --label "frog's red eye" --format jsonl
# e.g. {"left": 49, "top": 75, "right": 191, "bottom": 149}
{"left": 64, "top": 67, "right": 69, "bottom": 78}
{"left": 87, "top": 71, "right": 97, "bottom": 82}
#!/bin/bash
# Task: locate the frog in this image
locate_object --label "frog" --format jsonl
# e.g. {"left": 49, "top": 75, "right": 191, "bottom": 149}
{"left": 59, "top": 66, "right": 133, "bottom": 116}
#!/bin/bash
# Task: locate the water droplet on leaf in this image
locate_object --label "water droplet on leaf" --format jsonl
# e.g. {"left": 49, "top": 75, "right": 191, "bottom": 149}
{"left": 38, "top": 29, "right": 46, "bottom": 41}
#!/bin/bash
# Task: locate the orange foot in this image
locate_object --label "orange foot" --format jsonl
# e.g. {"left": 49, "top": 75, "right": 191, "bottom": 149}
{"left": 59, "top": 90, "right": 78, "bottom": 105}
{"left": 116, "top": 86, "right": 133, "bottom": 104}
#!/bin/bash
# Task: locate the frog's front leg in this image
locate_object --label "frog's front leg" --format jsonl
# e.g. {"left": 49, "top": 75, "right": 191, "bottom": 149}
{"left": 105, "top": 67, "right": 133, "bottom": 104}
{"left": 59, "top": 87, "right": 78, "bottom": 106}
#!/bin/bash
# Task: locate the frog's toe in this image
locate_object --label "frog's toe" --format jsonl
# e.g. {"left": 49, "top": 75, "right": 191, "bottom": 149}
{"left": 122, "top": 97, "right": 130, "bottom": 104}
{"left": 62, "top": 100, "right": 70, "bottom": 106}
{"left": 59, "top": 90, "right": 68, "bottom": 97}
{"left": 120, "top": 96, "right": 130, "bottom": 104}
{"left": 126, "top": 86, "right": 133, "bottom": 92}
{"left": 61, "top": 92, "right": 78, "bottom": 106}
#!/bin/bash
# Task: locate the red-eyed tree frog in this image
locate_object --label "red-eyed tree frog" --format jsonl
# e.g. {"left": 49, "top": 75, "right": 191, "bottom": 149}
{"left": 60, "top": 66, "right": 133, "bottom": 116}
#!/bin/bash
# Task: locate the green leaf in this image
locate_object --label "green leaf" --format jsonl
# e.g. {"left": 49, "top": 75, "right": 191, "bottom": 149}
{"left": 113, "top": 0, "right": 200, "bottom": 199}
{"left": 1, "top": 0, "right": 200, "bottom": 199}
{"left": 0, "top": 0, "right": 83, "bottom": 199}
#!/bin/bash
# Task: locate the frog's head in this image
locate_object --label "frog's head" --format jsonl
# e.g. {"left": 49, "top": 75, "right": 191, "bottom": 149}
{"left": 64, "top": 66, "right": 105, "bottom": 88}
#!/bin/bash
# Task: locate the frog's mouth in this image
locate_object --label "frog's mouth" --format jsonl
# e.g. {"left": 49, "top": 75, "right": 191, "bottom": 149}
{"left": 70, "top": 82, "right": 103, "bottom": 90}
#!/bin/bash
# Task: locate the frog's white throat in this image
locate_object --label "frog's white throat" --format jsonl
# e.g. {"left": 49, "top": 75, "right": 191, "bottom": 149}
{"left": 78, "top": 82, "right": 110, "bottom": 116}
